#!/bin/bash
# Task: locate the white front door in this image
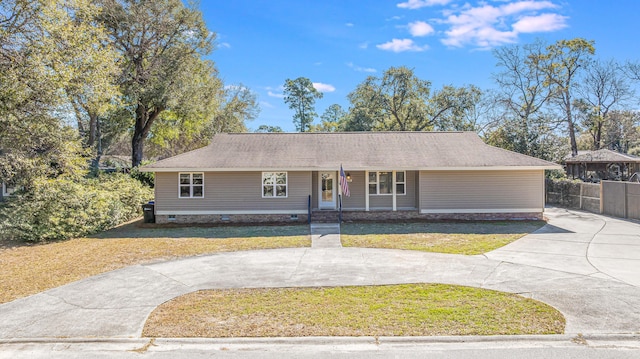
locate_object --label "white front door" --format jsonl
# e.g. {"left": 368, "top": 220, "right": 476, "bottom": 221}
{"left": 319, "top": 172, "right": 337, "bottom": 209}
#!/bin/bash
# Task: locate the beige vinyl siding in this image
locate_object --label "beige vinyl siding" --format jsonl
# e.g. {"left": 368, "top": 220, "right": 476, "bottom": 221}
{"left": 419, "top": 170, "right": 544, "bottom": 212}
{"left": 414, "top": 172, "right": 420, "bottom": 209}
{"left": 342, "top": 171, "right": 366, "bottom": 210}
{"left": 369, "top": 194, "right": 392, "bottom": 209}
{"left": 155, "top": 171, "right": 311, "bottom": 213}
{"left": 397, "top": 170, "right": 416, "bottom": 209}
{"left": 311, "top": 171, "right": 318, "bottom": 210}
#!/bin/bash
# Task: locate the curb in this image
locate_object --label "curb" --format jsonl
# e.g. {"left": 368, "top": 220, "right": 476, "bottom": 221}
{"left": 2, "top": 333, "right": 639, "bottom": 346}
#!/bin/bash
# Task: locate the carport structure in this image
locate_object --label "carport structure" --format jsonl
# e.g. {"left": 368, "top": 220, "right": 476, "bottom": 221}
{"left": 564, "top": 149, "right": 640, "bottom": 182}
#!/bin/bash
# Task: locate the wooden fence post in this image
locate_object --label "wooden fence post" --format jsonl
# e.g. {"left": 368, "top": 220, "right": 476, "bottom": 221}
{"left": 579, "top": 183, "right": 583, "bottom": 210}
{"left": 599, "top": 182, "right": 603, "bottom": 214}
{"left": 625, "top": 183, "right": 629, "bottom": 219}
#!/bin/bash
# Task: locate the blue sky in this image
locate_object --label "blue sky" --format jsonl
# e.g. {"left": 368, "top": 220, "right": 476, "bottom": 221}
{"left": 200, "top": 0, "right": 639, "bottom": 132}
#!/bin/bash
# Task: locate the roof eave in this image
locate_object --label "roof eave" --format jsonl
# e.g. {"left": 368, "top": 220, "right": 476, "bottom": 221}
{"left": 141, "top": 165, "right": 561, "bottom": 172}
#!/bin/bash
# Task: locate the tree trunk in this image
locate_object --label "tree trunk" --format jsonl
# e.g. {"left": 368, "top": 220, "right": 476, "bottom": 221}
{"left": 131, "top": 103, "right": 163, "bottom": 167}
{"left": 132, "top": 131, "right": 145, "bottom": 168}
{"left": 595, "top": 120, "right": 602, "bottom": 150}
{"left": 567, "top": 115, "right": 578, "bottom": 156}
{"left": 564, "top": 93, "right": 578, "bottom": 157}
{"left": 95, "top": 116, "right": 102, "bottom": 168}
{"left": 88, "top": 112, "right": 98, "bottom": 148}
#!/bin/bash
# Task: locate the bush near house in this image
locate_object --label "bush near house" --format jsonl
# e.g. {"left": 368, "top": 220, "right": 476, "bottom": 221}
{"left": 0, "top": 174, "right": 153, "bottom": 242}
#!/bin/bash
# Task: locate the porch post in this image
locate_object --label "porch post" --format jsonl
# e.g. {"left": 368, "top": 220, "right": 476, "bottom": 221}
{"left": 392, "top": 170, "right": 397, "bottom": 211}
{"left": 365, "top": 170, "right": 369, "bottom": 211}
{"left": 337, "top": 169, "right": 342, "bottom": 204}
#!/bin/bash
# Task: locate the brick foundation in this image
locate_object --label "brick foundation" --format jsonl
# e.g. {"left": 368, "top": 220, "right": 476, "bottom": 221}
{"left": 341, "top": 210, "right": 543, "bottom": 222}
{"left": 155, "top": 214, "right": 308, "bottom": 224}
{"left": 155, "top": 210, "right": 542, "bottom": 224}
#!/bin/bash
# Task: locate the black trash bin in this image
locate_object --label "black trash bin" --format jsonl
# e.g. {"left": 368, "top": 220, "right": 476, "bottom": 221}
{"left": 142, "top": 203, "right": 155, "bottom": 223}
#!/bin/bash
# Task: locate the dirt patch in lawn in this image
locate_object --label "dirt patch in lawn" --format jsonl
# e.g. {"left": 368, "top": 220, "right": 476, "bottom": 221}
{"left": 0, "top": 221, "right": 309, "bottom": 304}
{"left": 341, "top": 221, "right": 545, "bottom": 255}
{"left": 143, "top": 284, "right": 565, "bottom": 337}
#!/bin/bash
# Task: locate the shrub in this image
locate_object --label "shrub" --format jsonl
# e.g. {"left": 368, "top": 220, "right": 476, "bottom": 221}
{"left": 130, "top": 161, "right": 155, "bottom": 187}
{"left": 0, "top": 174, "right": 153, "bottom": 242}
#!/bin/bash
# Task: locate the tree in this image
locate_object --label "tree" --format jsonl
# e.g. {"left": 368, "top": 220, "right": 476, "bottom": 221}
{"left": 283, "top": 77, "right": 323, "bottom": 132}
{"left": 575, "top": 59, "right": 631, "bottom": 150}
{"left": 485, "top": 114, "right": 569, "bottom": 163}
{"left": 145, "top": 82, "right": 258, "bottom": 159}
{"left": 56, "top": 1, "right": 121, "bottom": 166}
{"left": 492, "top": 40, "right": 554, "bottom": 156}
{"left": 347, "top": 66, "right": 430, "bottom": 131}
{"left": 344, "top": 76, "right": 383, "bottom": 131}
{"left": 0, "top": 0, "right": 114, "bottom": 187}
{"left": 602, "top": 110, "right": 640, "bottom": 153}
{"left": 430, "top": 85, "right": 482, "bottom": 131}
{"left": 213, "top": 84, "right": 260, "bottom": 133}
{"left": 344, "top": 66, "right": 479, "bottom": 132}
{"left": 255, "top": 125, "right": 284, "bottom": 133}
{"left": 459, "top": 90, "right": 502, "bottom": 136}
{"left": 309, "top": 104, "right": 346, "bottom": 132}
{"left": 95, "top": 0, "right": 222, "bottom": 167}
{"left": 625, "top": 60, "right": 640, "bottom": 82}
{"left": 532, "top": 38, "right": 595, "bottom": 156}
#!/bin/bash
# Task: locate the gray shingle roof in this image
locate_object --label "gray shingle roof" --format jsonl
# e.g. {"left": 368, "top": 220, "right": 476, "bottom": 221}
{"left": 564, "top": 149, "right": 640, "bottom": 163}
{"left": 142, "top": 132, "right": 560, "bottom": 171}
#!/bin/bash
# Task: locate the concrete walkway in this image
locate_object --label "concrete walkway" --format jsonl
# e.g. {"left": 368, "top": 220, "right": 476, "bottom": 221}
{"left": 1, "top": 207, "right": 640, "bottom": 340}
{"left": 310, "top": 223, "right": 342, "bottom": 248}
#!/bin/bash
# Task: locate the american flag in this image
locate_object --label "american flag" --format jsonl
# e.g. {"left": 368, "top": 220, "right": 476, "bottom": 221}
{"left": 340, "top": 165, "right": 350, "bottom": 197}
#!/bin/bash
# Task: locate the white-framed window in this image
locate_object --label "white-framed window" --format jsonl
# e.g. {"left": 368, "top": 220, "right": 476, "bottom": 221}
{"left": 178, "top": 173, "right": 204, "bottom": 198}
{"left": 2, "top": 182, "right": 16, "bottom": 197}
{"left": 369, "top": 171, "right": 406, "bottom": 195}
{"left": 395, "top": 171, "right": 406, "bottom": 195}
{"left": 262, "top": 172, "right": 287, "bottom": 198}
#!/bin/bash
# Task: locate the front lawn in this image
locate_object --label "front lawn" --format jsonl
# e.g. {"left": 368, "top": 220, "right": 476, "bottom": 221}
{"left": 143, "top": 284, "right": 565, "bottom": 337}
{"left": 0, "top": 221, "right": 310, "bottom": 304}
{"left": 341, "top": 221, "right": 545, "bottom": 255}
{"left": 0, "top": 219, "right": 546, "bottom": 304}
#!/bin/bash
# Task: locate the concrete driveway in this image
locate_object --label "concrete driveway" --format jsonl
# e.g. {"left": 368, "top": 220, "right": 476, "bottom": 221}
{"left": 0, "top": 207, "right": 639, "bottom": 340}
{"left": 487, "top": 207, "right": 640, "bottom": 287}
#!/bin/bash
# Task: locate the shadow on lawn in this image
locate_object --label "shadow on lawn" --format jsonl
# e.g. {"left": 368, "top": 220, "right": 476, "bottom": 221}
{"left": 341, "top": 221, "right": 551, "bottom": 235}
{"left": 92, "top": 219, "right": 310, "bottom": 239}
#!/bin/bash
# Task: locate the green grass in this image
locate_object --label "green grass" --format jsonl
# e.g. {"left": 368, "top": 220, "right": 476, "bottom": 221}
{"left": 0, "top": 221, "right": 310, "bottom": 304}
{"left": 143, "top": 284, "right": 565, "bottom": 337}
{"left": 341, "top": 221, "right": 545, "bottom": 255}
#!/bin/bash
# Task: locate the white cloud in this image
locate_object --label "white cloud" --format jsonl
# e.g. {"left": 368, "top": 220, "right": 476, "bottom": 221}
{"left": 512, "top": 13, "right": 568, "bottom": 33}
{"left": 359, "top": 42, "right": 369, "bottom": 49}
{"left": 397, "top": 0, "right": 452, "bottom": 10}
{"left": 260, "top": 101, "right": 275, "bottom": 109}
{"left": 312, "top": 82, "right": 336, "bottom": 93}
{"left": 217, "top": 42, "right": 231, "bottom": 49}
{"left": 501, "top": 1, "right": 558, "bottom": 16}
{"left": 267, "top": 91, "right": 284, "bottom": 98}
{"left": 440, "top": 1, "right": 567, "bottom": 48}
{"left": 347, "top": 62, "right": 377, "bottom": 73}
{"left": 346, "top": 22, "right": 354, "bottom": 27}
{"left": 377, "top": 38, "right": 428, "bottom": 52}
{"left": 408, "top": 21, "right": 435, "bottom": 37}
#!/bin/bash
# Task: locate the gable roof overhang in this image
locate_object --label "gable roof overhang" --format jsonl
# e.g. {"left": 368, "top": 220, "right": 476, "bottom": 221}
{"left": 564, "top": 149, "right": 640, "bottom": 164}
